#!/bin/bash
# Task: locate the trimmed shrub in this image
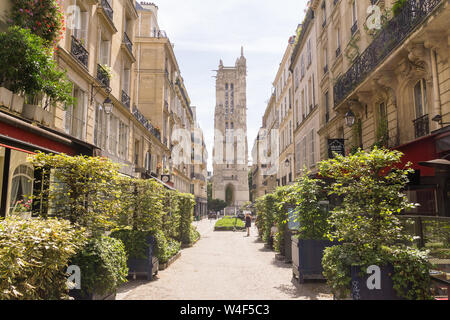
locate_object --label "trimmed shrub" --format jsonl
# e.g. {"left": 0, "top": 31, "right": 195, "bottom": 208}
{"left": 0, "top": 217, "right": 87, "bottom": 300}
{"left": 177, "top": 193, "right": 196, "bottom": 245}
{"left": 70, "top": 236, "right": 128, "bottom": 298}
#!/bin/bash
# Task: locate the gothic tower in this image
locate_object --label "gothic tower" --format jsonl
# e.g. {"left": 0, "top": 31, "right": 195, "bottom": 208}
{"left": 212, "top": 48, "right": 249, "bottom": 212}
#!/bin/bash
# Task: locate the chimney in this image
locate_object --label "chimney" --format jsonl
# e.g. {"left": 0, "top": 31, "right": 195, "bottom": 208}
{"left": 139, "top": 2, "right": 158, "bottom": 19}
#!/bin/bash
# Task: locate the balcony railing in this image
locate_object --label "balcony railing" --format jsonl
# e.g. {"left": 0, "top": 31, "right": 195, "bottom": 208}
{"left": 151, "top": 29, "right": 167, "bottom": 38}
{"left": 123, "top": 32, "right": 133, "bottom": 54}
{"left": 132, "top": 105, "right": 161, "bottom": 142}
{"left": 336, "top": 46, "right": 341, "bottom": 58}
{"left": 333, "top": 0, "right": 443, "bottom": 107}
{"left": 101, "top": 0, "right": 113, "bottom": 22}
{"left": 97, "top": 64, "right": 110, "bottom": 88}
{"left": 413, "top": 114, "right": 430, "bottom": 139}
{"left": 71, "top": 36, "right": 89, "bottom": 67}
{"left": 121, "top": 90, "right": 130, "bottom": 110}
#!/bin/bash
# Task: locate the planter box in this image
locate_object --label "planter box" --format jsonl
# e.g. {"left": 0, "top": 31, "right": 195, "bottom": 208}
{"left": 22, "top": 104, "right": 43, "bottom": 122}
{"left": 21, "top": 104, "right": 53, "bottom": 126}
{"left": 0, "top": 87, "right": 13, "bottom": 109}
{"left": 292, "top": 237, "right": 337, "bottom": 283}
{"left": 11, "top": 94, "right": 24, "bottom": 113}
{"left": 128, "top": 236, "right": 159, "bottom": 281}
{"left": 351, "top": 265, "right": 404, "bottom": 300}
{"left": 159, "top": 251, "right": 181, "bottom": 271}
{"left": 69, "top": 290, "right": 116, "bottom": 300}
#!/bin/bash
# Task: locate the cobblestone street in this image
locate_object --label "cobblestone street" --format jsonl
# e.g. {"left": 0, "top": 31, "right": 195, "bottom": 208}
{"left": 117, "top": 219, "right": 333, "bottom": 300}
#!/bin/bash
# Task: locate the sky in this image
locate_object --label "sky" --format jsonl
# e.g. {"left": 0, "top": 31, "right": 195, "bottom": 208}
{"left": 152, "top": 0, "right": 309, "bottom": 171}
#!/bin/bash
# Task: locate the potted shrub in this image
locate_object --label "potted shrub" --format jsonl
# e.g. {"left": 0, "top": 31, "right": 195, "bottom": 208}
{"left": 0, "top": 27, "right": 73, "bottom": 124}
{"left": 273, "top": 185, "right": 294, "bottom": 260}
{"left": 285, "top": 173, "right": 336, "bottom": 283}
{"left": 69, "top": 236, "right": 128, "bottom": 300}
{"left": 320, "top": 148, "right": 433, "bottom": 300}
{"left": 111, "top": 228, "right": 159, "bottom": 281}
{"left": 0, "top": 217, "right": 87, "bottom": 300}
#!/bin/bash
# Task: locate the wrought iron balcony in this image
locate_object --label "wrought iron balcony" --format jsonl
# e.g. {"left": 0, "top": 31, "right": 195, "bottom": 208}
{"left": 336, "top": 46, "right": 341, "bottom": 58}
{"left": 97, "top": 64, "right": 110, "bottom": 88}
{"left": 151, "top": 29, "right": 167, "bottom": 38}
{"left": 413, "top": 114, "right": 430, "bottom": 139}
{"left": 132, "top": 105, "right": 161, "bottom": 142}
{"left": 334, "top": 0, "right": 442, "bottom": 107}
{"left": 123, "top": 32, "right": 133, "bottom": 54}
{"left": 121, "top": 90, "right": 130, "bottom": 110}
{"left": 101, "top": 0, "right": 113, "bottom": 22}
{"left": 70, "top": 36, "right": 89, "bottom": 67}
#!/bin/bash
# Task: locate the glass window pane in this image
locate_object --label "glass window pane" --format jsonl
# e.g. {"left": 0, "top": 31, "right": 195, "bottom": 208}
{"left": 8, "top": 150, "right": 34, "bottom": 216}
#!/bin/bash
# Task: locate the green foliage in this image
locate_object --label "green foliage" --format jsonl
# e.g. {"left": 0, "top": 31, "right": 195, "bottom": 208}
{"left": 0, "top": 27, "right": 73, "bottom": 105}
{"left": 215, "top": 217, "right": 245, "bottom": 230}
{"left": 161, "top": 189, "right": 181, "bottom": 239}
{"left": 30, "top": 152, "right": 122, "bottom": 236}
{"left": 208, "top": 198, "right": 228, "bottom": 212}
{"left": 0, "top": 217, "right": 87, "bottom": 300}
{"left": 319, "top": 148, "right": 431, "bottom": 300}
{"left": 322, "top": 244, "right": 433, "bottom": 300}
{"left": 392, "top": 0, "right": 408, "bottom": 16}
{"left": 10, "top": 0, "right": 64, "bottom": 45}
{"left": 262, "top": 194, "right": 277, "bottom": 244}
{"left": 70, "top": 236, "right": 128, "bottom": 298}
{"left": 273, "top": 186, "right": 293, "bottom": 253}
{"left": 285, "top": 174, "right": 330, "bottom": 240}
{"left": 116, "top": 178, "right": 165, "bottom": 232}
{"left": 254, "top": 196, "right": 266, "bottom": 238}
{"left": 374, "top": 115, "right": 389, "bottom": 148}
{"left": 319, "top": 147, "right": 415, "bottom": 247}
{"left": 177, "top": 193, "right": 196, "bottom": 245}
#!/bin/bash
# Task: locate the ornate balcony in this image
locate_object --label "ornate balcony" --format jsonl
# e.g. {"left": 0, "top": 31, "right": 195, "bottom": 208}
{"left": 97, "top": 64, "right": 110, "bottom": 88}
{"left": 333, "top": 0, "right": 443, "bottom": 107}
{"left": 121, "top": 90, "right": 130, "bottom": 110}
{"left": 132, "top": 105, "right": 161, "bottom": 142}
{"left": 71, "top": 36, "right": 89, "bottom": 68}
{"left": 413, "top": 114, "right": 430, "bottom": 139}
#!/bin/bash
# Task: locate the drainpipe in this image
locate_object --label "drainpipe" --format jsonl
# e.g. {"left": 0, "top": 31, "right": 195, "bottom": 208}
{"left": 430, "top": 49, "right": 442, "bottom": 128}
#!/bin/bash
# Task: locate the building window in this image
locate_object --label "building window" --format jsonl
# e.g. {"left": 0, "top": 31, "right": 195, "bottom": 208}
{"left": 65, "top": 84, "right": 86, "bottom": 140}
{"left": 325, "top": 91, "right": 330, "bottom": 123}
{"left": 109, "top": 115, "right": 118, "bottom": 155}
{"left": 307, "top": 38, "right": 312, "bottom": 66}
{"left": 94, "top": 103, "right": 107, "bottom": 149}
{"left": 73, "top": 2, "right": 88, "bottom": 44}
{"left": 414, "top": 79, "right": 428, "bottom": 118}
{"left": 310, "top": 129, "right": 315, "bottom": 166}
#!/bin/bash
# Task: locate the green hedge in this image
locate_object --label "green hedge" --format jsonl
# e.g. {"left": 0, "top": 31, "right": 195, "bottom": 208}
{"left": 0, "top": 217, "right": 87, "bottom": 300}
{"left": 214, "top": 217, "right": 245, "bottom": 231}
{"left": 70, "top": 236, "right": 128, "bottom": 298}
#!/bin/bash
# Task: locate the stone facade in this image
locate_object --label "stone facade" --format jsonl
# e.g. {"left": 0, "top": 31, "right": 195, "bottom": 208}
{"left": 212, "top": 49, "right": 249, "bottom": 210}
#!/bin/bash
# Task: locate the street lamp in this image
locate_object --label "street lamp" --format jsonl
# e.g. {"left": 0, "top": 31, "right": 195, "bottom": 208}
{"left": 345, "top": 109, "right": 356, "bottom": 127}
{"left": 103, "top": 97, "right": 113, "bottom": 114}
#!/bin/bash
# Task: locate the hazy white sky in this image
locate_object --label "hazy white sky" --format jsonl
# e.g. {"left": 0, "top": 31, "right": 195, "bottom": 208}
{"left": 153, "top": 0, "right": 309, "bottom": 171}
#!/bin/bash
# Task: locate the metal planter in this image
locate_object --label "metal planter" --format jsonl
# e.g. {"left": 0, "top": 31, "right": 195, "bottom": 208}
{"left": 127, "top": 236, "right": 159, "bottom": 281}
{"left": 351, "top": 265, "right": 404, "bottom": 300}
{"left": 292, "top": 237, "right": 337, "bottom": 283}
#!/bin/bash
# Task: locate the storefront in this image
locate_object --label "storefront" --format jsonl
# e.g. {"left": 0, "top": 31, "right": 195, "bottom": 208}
{"left": 395, "top": 125, "right": 450, "bottom": 217}
{"left": 0, "top": 112, "right": 96, "bottom": 217}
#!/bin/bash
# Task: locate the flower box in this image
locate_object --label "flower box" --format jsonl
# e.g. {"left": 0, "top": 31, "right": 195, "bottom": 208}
{"left": 0, "top": 87, "right": 13, "bottom": 109}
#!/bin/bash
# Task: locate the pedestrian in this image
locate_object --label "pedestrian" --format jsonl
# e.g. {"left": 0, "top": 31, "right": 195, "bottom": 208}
{"left": 245, "top": 213, "right": 252, "bottom": 237}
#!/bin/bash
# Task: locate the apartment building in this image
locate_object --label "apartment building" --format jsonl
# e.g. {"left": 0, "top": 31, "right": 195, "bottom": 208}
{"left": 275, "top": 42, "right": 295, "bottom": 187}
{"left": 314, "top": 0, "right": 449, "bottom": 216}
{"left": 134, "top": 2, "right": 195, "bottom": 194}
{"left": 0, "top": 0, "right": 206, "bottom": 217}
{"left": 290, "top": 9, "right": 321, "bottom": 178}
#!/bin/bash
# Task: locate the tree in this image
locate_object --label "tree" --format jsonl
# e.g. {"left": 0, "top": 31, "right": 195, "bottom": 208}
{"left": 208, "top": 199, "right": 227, "bottom": 213}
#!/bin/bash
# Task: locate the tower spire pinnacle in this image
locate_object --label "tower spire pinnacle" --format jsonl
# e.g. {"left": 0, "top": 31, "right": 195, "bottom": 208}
{"left": 241, "top": 46, "right": 244, "bottom": 57}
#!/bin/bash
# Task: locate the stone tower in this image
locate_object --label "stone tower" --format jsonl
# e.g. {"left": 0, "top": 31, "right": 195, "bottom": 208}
{"left": 212, "top": 48, "right": 249, "bottom": 212}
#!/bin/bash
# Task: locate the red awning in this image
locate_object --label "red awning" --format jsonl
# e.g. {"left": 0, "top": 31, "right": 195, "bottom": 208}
{"left": 395, "top": 135, "right": 438, "bottom": 177}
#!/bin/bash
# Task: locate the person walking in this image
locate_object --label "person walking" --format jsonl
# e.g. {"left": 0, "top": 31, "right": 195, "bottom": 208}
{"left": 245, "top": 213, "right": 252, "bottom": 237}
